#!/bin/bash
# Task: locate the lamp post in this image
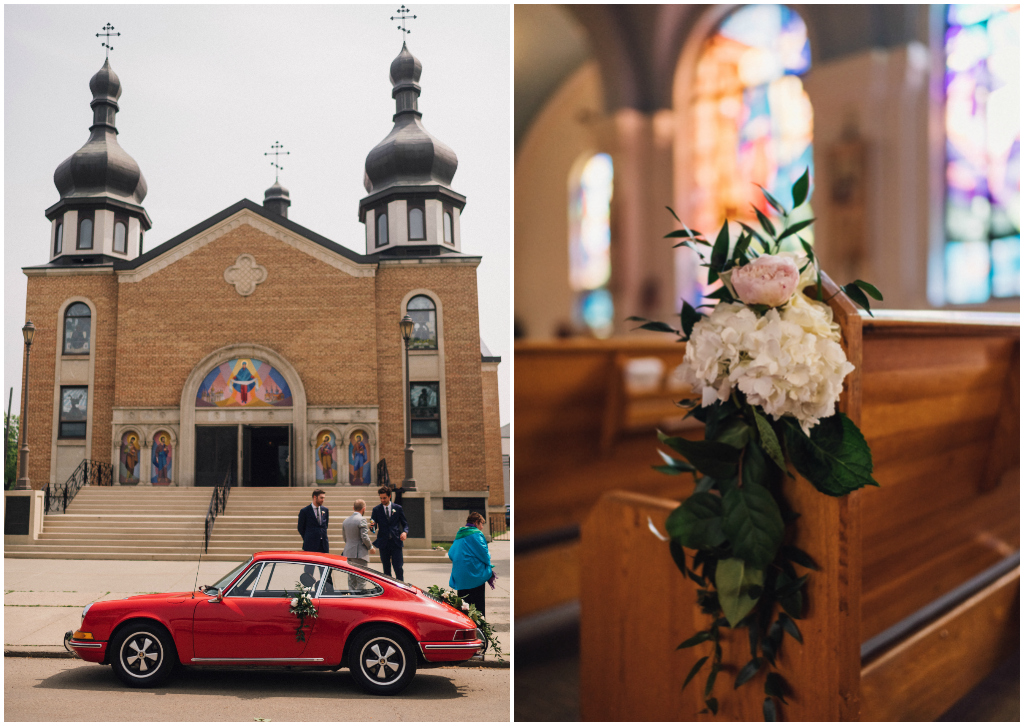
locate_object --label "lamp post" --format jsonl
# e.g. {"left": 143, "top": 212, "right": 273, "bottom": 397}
{"left": 399, "top": 314, "right": 416, "bottom": 492}
{"left": 16, "top": 321, "right": 36, "bottom": 490}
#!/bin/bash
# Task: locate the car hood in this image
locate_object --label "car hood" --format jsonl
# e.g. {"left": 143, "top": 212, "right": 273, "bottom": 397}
{"left": 113, "top": 591, "right": 197, "bottom": 602}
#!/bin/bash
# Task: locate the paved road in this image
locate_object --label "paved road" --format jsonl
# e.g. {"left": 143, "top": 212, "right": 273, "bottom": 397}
{"left": 3, "top": 657, "right": 510, "bottom": 721}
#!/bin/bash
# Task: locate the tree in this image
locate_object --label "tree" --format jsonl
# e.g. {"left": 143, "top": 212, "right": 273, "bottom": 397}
{"left": 5, "top": 414, "right": 19, "bottom": 490}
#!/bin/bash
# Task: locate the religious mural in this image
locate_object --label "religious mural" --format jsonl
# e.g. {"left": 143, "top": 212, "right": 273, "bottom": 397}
{"left": 119, "top": 431, "right": 141, "bottom": 485}
{"left": 315, "top": 431, "right": 338, "bottom": 485}
{"left": 151, "top": 431, "right": 173, "bottom": 485}
{"left": 195, "top": 358, "right": 293, "bottom": 408}
{"left": 349, "top": 430, "right": 371, "bottom": 485}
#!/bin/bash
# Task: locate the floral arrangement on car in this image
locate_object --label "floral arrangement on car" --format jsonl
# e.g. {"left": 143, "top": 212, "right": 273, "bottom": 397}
{"left": 627, "top": 170, "right": 882, "bottom": 721}
{"left": 289, "top": 581, "right": 319, "bottom": 642}
{"left": 425, "top": 584, "right": 504, "bottom": 661}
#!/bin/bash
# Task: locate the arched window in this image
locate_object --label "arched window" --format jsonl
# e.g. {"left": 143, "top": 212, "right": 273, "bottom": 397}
{"left": 942, "top": 4, "right": 1020, "bottom": 304}
{"left": 409, "top": 206, "right": 425, "bottom": 240}
{"left": 569, "top": 152, "right": 614, "bottom": 337}
{"left": 63, "top": 302, "right": 91, "bottom": 355}
{"left": 78, "top": 216, "right": 94, "bottom": 250}
{"left": 686, "top": 4, "right": 813, "bottom": 303}
{"left": 443, "top": 211, "right": 453, "bottom": 244}
{"left": 54, "top": 222, "right": 63, "bottom": 255}
{"left": 377, "top": 211, "right": 389, "bottom": 247}
{"left": 407, "top": 295, "right": 438, "bottom": 350}
{"left": 113, "top": 221, "right": 127, "bottom": 254}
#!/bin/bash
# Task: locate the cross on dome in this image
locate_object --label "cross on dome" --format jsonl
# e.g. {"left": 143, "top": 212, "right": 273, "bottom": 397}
{"left": 96, "top": 22, "right": 119, "bottom": 58}
{"left": 391, "top": 5, "right": 416, "bottom": 40}
{"left": 264, "top": 141, "right": 289, "bottom": 182}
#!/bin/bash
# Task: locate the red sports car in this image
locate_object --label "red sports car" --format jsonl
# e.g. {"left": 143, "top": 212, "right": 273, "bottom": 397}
{"left": 64, "top": 551, "right": 484, "bottom": 695}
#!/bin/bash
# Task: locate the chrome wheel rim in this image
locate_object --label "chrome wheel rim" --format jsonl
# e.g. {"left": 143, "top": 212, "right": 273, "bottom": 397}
{"left": 120, "top": 631, "right": 163, "bottom": 678}
{"left": 359, "top": 636, "right": 405, "bottom": 685}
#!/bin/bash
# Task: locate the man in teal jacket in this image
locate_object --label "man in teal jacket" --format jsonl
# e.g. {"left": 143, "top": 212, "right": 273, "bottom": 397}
{"left": 448, "top": 512, "right": 496, "bottom": 614}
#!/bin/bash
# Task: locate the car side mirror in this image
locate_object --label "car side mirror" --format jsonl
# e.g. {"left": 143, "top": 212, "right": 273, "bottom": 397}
{"left": 206, "top": 587, "right": 222, "bottom": 603}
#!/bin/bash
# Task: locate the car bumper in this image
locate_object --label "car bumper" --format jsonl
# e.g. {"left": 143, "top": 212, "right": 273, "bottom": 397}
{"left": 64, "top": 630, "right": 107, "bottom": 663}
{"left": 418, "top": 639, "right": 485, "bottom": 663}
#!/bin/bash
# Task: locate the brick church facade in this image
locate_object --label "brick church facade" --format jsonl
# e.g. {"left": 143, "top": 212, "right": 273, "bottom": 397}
{"left": 20, "top": 44, "right": 504, "bottom": 539}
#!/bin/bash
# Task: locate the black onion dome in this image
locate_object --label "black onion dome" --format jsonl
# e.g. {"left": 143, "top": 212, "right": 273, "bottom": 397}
{"left": 53, "top": 59, "right": 147, "bottom": 205}
{"left": 264, "top": 179, "right": 290, "bottom": 202}
{"left": 363, "top": 43, "right": 458, "bottom": 194}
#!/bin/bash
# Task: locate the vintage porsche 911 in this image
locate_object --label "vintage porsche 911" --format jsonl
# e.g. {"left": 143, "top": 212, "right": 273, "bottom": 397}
{"left": 64, "top": 551, "right": 484, "bottom": 695}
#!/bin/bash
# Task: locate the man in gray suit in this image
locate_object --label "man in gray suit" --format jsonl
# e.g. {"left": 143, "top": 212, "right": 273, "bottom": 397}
{"left": 342, "top": 499, "right": 376, "bottom": 590}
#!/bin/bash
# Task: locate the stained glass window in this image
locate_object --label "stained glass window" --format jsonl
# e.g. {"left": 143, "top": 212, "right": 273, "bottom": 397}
{"left": 569, "top": 153, "right": 614, "bottom": 337}
{"left": 688, "top": 4, "right": 813, "bottom": 304}
{"left": 944, "top": 4, "right": 1020, "bottom": 304}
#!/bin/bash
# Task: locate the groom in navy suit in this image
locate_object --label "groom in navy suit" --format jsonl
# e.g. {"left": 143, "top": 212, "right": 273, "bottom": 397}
{"left": 298, "top": 489, "right": 330, "bottom": 553}
{"left": 371, "top": 486, "right": 408, "bottom": 580}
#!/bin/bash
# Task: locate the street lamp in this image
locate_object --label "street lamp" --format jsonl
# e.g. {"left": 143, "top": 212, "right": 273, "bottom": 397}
{"left": 16, "top": 321, "right": 36, "bottom": 490}
{"left": 399, "top": 314, "right": 416, "bottom": 492}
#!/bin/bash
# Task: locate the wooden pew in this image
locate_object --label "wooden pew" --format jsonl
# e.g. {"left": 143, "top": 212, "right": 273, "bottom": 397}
{"left": 571, "top": 303, "right": 1019, "bottom": 720}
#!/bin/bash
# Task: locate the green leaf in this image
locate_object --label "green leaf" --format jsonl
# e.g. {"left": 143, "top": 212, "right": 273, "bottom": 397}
{"left": 704, "top": 663, "right": 719, "bottom": 699}
{"left": 782, "top": 413, "right": 879, "bottom": 496}
{"left": 634, "top": 320, "right": 679, "bottom": 334}
{"left": 775, "top": 573, "right": 809, "bottom": 598}
{"left": 777, "top": 217, "right": 816, "bottom": 242}
{"left": 775, "top": 571, "right": 804, "bottom": 619}
{"left": 711, "top": 220, "right": 730, "bottom": 270}
{"left": 852, "top": 279, "right": 883, "bottom": 300}
{"left": 680, "top": 300, "right": 703, "bottom": 339}
{"left": 763, "top": 697, "right": 778, "bottom": 721}
{"left": 694, "top": 475, "right": 715, "bottom": 493}
{"left": 781, "top": 544, "right": 818, "bottom": 571}
{"left": 735, "top": 657, "right": 763, "bottom": 688}
{"left": 742, "top": 441, "right": 768, "bottom": 490}
{"left": 666, "top": 206, "right": 682, "bottom": 223}
{"left": 777, "top": 612, "right": 803, "bottom": 644}
{"left": 706, "top": 697, "right": 719, "bottom": 716}
{"left": 715, "top": 557, "right": 765, "bottom": 627}
{"left": 791, "top": 168, "right": 810, "bottom": 208}
{"left": 737, "top": 221, "right": 771, "bottom": 251}
{"left": 657, "top": 449, "right": 697, "bottom": 473}
{"left": 722, "top": 483, "right": 785, "bottom": 569}
{"left": 799, "top": 237, "right": 815, "bottom": 262}
{"left": 715, "top": 420, "right": 752, "bottom": 450}
{"left": 669, "top": 539, "right": 689, "bottom": 578}
{"left": 733, "top": 231, "right": 753, "bottom": 263}
{"left": 683, "top": 656, "right": 709, "bottom": 691}
{"left": 677, "top": 630, "right": 712, "bottom": 649}
{"left": 705, "top": 285, "right": 736, "bottom": 302}
{"left": 657, "top": 430, "right": 740, "bottom": 479}
{"left": 765, "top": 672, "right": 788, "bottom": 704}
{"left": 754, "top": 206, "right": 777, "bottom": 239}
{"left": 666, "top": 493, "right": 726, "bottom": 549}
{"left": 842, "top": 283, "right": 874, "bottom": 316}
{"left": 752, "top": 409, "right": 787, "bottom": 472}
{"left": 756, "top": 185, "right": 787, "bottom": 216}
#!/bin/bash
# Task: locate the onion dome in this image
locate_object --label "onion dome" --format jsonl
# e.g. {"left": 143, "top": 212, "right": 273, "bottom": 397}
{"left": 263, "top": 179, "right": 291, "bottom": 218}
{"left": 53, "top": 58, "right": 147, "bottom": 205}
{"left": 363, "top": 43, "right": 458, "bottom": 193}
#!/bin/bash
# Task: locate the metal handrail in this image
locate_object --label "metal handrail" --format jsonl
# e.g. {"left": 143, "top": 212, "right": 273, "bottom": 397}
{"left": 203, "top": 471, "right": 233, "bottom": 553}
{"left": 44, "top": 459, "right": 113, "bottom": 514}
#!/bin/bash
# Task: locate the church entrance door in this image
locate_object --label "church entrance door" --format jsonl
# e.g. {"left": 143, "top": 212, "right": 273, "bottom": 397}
{"left": 244, "top": 425, "right": 290, "bottom": 487}
{"left": 195, "top": 426, "right": 238, "bottom": 487}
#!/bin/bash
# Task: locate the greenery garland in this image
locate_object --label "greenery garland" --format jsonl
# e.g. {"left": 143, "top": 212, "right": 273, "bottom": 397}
{"left": 288, "top": 581, "right": 319, "bottom": 642}
{"left": 630, "top": 171, "right": 881, "bottom": 721}
{"left": 426, "top": 584, "right": 505, "bottom": 661}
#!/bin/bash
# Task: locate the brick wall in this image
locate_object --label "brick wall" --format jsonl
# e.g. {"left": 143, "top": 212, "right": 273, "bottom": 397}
{"left": 482, "top": 364, "right": 505, "bottom": 506}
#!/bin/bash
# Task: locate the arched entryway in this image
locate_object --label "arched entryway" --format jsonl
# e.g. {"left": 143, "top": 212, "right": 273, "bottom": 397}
{"left": 178, "top": 344, "right": 308, "bottom": 486}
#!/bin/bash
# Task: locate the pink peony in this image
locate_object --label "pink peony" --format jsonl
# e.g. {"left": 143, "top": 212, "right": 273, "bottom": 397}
{"left": 730, "top": 255, "right": 800, "bottom": 308}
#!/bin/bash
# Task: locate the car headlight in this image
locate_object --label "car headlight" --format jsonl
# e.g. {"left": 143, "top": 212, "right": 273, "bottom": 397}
{"left": 81, "top": 602, "right": 92, "bottom": 620}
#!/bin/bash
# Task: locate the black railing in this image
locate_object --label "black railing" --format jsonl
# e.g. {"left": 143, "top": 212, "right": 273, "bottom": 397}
{"left": 204, "top": 472, "right": 232, "bottom": 553}
{"left": 44, "top": 459, "right": 113, "bottom": 514}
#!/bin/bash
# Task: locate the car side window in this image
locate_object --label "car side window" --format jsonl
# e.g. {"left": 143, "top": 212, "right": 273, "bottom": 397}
{"left": 252, "top": 562, "right": 324, "bottom": 598}
{"left": 225, "top": 563, "right": 264, "bottom": 597}
{"left": 320, "top": 567, "right": 384, "bottom": 598}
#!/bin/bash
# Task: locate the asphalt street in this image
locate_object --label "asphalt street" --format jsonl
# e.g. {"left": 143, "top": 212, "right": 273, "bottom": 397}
{"left": 3, "top": 657, "right": 510, "bottom": 721}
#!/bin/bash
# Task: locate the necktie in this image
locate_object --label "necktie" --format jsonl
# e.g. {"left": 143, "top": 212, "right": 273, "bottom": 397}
{"left": 316, "top": 507, "right": 321, "bottom": 524}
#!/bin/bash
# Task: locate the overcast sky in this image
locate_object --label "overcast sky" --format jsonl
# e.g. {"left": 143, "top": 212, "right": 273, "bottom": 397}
{"left": 4, "top": 4, "right": 511, "bottom": 426}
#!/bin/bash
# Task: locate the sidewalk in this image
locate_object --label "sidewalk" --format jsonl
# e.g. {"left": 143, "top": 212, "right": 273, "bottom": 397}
{"left": 3, "top": 540, "right": 509, "bottom": 666}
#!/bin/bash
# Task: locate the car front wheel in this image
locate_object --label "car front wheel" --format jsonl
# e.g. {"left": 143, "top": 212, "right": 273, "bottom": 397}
{"left": 348, "top": 626, "right": 417, "bottom": 695}
{"left": 110, "top": 623, "right": 177, "bottom": 688}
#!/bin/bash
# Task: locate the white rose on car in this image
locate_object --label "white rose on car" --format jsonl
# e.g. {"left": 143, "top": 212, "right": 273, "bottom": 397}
{"left": 291, "top": 598, "right": 299, "bottom": 608}
{"left": 680, "top": 262, "right": 855, "bottom": 434}
{"left": 461, "top": 602, "right": 470, "bottom": 612}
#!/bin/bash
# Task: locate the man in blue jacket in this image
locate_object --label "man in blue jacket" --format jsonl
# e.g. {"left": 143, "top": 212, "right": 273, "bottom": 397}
{"left": 297, "top": 489, "right": 330, "bottom": 553}
{"left": 371, "top": 486, "right": 408, "bottom": 580}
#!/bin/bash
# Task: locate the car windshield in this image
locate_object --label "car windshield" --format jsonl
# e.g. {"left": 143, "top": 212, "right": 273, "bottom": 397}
{"left": 209, "top": 559, "right": 253, "bottom": 591}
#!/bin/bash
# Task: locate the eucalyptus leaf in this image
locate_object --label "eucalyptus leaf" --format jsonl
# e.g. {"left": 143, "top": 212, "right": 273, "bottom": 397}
{"left": 777, "top": 217, "right": 815, "bottom": 242}
{"left": 791, "top": 169, "right": 810, "bottom": 208}
{"left": 735, "top": 657, "right": 763, "bottom": 688}
{"left": 737, "top": 221, "right": 771, "bottom": 251}
{"left": 852, "top": 279, "right": 883, "bottom": 300}
{"left": 752, "top": 408, "right": 787, "bottom": 472}
{"left": 842, "top": 283, "right": 874, "bottom": 316}
{"left": 657, "top": 430, "right": 740, "bottom": 479}
{"left": 666, "top": 492, "right": 727, "bottom": 549}
{"left": 714, "top": 557, "right": 765, "bottom": 627}
{"left": 680, "top": 300, "right": 703, "bottom": 339}
{"left": 665, "top": 205, "right": 682, "bottom": 223}
{"left": 635, "top": 320, "right": 680, "bottom": 334}
{"left": 782, "top": 414, "right": 879, "bottom": 496}
{"left": 754, "top": 206, "right": 777, "bottom": 239}
{"left": 704, "top": 663, "right": 719, "bottom": 699}
{"left": 711, "top": 220, "right": 730, "bottom": 270}
{"left": 683, "top": 656, "right": 709, "bottom": 691}
{"left": 778, "top": 612, "right": 803, "bottom": 644}
{"left": 722, "top": 483, "right": 784, "bottom": 569}
{"left": 677, "top": 630, "right": 712, "bottom": 649}
{"left": 756, "top": 185, "right": 787, "bottom": 216}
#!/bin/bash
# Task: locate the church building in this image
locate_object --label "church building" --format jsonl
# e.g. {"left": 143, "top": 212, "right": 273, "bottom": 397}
{"left": 20, "top": 41, "right": 504, "bottom": 540}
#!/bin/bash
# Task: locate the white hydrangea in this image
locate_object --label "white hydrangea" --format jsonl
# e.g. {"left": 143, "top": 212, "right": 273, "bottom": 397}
{"left": 680, "top": 291, "right": 854, "bottom": 434}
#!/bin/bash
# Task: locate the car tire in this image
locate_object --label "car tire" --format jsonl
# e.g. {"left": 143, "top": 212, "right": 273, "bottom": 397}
{"left": 110, "top": 622, "right": 177, "bottom": 688}
{"left": 348, "top": 625, "right": 417, "bottom": 696}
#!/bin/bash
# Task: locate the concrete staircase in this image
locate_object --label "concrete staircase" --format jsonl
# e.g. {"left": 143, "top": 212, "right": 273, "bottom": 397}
{"left": 5, "top": 486, "right": 449, "bottom": 563}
